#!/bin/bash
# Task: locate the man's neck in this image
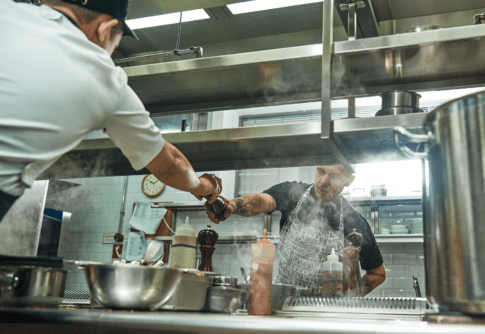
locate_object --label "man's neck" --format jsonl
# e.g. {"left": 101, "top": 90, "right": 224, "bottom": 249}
{"left": 44, "top": 4, "right": 96, "bottom": 38}
{"left": 44, "top": 4, "right": 80, "bottom": 25}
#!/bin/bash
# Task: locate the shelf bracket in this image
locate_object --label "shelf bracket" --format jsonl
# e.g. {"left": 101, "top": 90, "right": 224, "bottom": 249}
{"left": 339, "top": 1, "right": 366, "bottom": 41}
{"left": 335, "top": 0, "right": 380, "bottom": 39}
{"left": 321, "top": 0, "right": 334, "bottom": 140}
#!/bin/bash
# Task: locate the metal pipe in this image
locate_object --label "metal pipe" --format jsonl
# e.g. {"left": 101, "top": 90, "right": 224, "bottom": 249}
{"left": 175, "top": 12, "right": 183, "bottom": 52}
{"left": 321, "top": 0, "right": 334, "bottom": 139}
{"left": 348, "top": 3, "right": 357, "bottom": 41}
{"left": 263, "top": 213, "right": 272, "bottom": 234}
{"left": 348, "top": 97, "right": 356, "bottom": 118}
{"left": 34, "top": 180, "right": 49, "bottom": 255}
{"left": 114, "top": 47, "right": 203, "bottom": 64}
{"left": 118, "top": 176, "right": 129, "bottom": 235}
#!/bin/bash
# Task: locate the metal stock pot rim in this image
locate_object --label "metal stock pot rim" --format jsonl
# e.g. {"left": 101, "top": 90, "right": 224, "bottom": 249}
{"left": 424, "top": 89, "right": 485, "bottom": 129}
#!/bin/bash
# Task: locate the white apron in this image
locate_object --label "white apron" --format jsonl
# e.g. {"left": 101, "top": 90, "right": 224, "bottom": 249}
{"left": 275, "top": 185, "right": 344, "bottom": 295}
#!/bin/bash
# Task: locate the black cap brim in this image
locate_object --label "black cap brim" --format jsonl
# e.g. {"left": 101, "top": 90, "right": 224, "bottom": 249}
{"left": 123, "top": 21, "right": 138, "bottom": 40}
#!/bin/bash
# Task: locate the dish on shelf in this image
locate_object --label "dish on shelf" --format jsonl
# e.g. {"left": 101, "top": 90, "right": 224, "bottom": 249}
{"left": 380, "top": 228, "right": 391, "bottom": 235}
{"left": 390, "top": 225, "right": 409, "bottom": 234}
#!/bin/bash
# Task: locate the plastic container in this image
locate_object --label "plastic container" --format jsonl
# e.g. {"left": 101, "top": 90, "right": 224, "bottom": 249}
{"left": 321, "top": 248, "right": 343, "bottom": 297}
{"left": 169, "top": 217, "right": 197, "bottom": 269}
{"left": 159, "top": 269, "right": 210, "bottom": 311}
{"left": 247, "top": 229, "right": 275, "bottom": 315}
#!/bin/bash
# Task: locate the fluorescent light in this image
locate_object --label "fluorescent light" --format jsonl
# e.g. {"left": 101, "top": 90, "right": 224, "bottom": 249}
{"left": 227, "top": 0, "right": 323, "bottom": 15}
{"left": 126, "top": 9, "right": 210, "bottom": 30}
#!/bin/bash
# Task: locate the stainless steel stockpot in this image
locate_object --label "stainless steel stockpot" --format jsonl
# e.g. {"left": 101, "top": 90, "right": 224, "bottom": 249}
{"left": 0, "top": 266, "right": 67, "bottom": 307}
{"left": 395, "top": 90, "right": 485, "bottom": 314}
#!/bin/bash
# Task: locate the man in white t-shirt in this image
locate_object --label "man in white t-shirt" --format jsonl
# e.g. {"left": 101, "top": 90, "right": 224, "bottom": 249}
{"left": 0, "top": 0, "right": 222, "bottom": 222}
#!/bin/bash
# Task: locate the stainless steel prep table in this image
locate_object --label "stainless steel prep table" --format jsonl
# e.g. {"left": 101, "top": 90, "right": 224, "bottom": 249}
{"left": 1, "top": 307, "right": 485, "bottom": 334}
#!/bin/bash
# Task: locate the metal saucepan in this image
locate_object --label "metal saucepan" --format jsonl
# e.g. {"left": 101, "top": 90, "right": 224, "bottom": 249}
{"left": 210, "top": 275, "right": 238, "bottom": 287}
{"left": 394, "top": 90, "right": 485, "bottom": 315}
{"left": 0, "top": 254, "right": 101, "bottom": 307}
{"left": 81, "top": 262, "right": 184, "bottom": 310}
{"left": 0, "top": 266, "right": 68, "bottom": 307}
{"left": 204, "top": 286, "right": 246, "bottom": 313}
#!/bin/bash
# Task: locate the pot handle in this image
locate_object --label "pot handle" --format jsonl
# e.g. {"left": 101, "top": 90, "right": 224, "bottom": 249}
{"left": 0, "top": 273, "right": 19, "bottom": 288}
{"left": 393, "top": 126, "right": 431, "bottom": 159}
{"left": 0, "top": 255, "right": 64, "bottom": 268}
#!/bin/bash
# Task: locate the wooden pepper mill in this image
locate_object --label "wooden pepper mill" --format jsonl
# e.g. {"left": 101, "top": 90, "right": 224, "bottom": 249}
{"left": 198, "top": 224, "right": 218, "bottom": 272}
{"left": 342, "top": 228, "right": 363, "bottom": 297}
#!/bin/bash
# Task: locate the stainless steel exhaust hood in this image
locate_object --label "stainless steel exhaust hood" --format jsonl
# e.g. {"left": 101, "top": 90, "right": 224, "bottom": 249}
{"left": 124, "top": 24, "right": 485, "bottom": 114}
{"left": 40, "top": 23, "right": 485, "bottom": 179}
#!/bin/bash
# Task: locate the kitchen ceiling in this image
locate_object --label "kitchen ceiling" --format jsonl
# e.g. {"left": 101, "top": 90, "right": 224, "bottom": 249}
{"left": 114, "top": 0, "right": 485, "bottom": 60}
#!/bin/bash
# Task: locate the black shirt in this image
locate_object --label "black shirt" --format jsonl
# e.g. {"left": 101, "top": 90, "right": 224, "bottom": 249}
{"left": 263, "top": 181, "right": 384, "bottom": 271}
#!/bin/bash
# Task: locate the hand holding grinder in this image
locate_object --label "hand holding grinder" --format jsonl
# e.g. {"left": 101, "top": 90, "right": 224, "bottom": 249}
{"left": 204, "top": 196, "right": 228, "bottom": 221}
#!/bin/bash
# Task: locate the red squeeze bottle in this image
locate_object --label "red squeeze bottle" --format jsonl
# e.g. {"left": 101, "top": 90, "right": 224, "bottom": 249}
{"left": 247, "top": 229, "right": 275, "bottom": 316}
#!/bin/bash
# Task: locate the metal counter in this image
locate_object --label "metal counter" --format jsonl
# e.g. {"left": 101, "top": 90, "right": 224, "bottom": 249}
{"left": 1, "top": 307, "right": 485, "bottom": 334}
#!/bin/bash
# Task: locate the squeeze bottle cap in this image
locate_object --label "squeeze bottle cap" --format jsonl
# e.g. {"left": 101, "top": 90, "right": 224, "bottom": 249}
{"left": 256, "top": 229, "right": 272, "bottom": 245}
{"left": 175, "top": 217, "right": 196, "bottom": 236}
{"left": 327, "top": 248, "right": 339, "bottom": 262}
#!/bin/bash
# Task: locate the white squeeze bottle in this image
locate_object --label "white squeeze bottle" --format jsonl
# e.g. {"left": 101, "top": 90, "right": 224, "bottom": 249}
{"left": 169, "top": 217, "right": 197, "bottom": 268}
{"left": 321, "top": 248, "right": 344, "bottom": 297}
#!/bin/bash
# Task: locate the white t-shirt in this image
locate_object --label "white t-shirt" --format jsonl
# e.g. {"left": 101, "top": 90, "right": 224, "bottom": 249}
{"left": 0, "top": 1, "right": 164, "bottom": 196}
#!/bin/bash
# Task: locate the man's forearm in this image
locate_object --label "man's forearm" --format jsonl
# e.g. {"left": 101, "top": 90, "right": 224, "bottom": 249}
{"left": 230, "top": 194, "right": 276, "bottom": 217}
{"left": 361, "top": 264, "right": 386, "bottom": 296}
{"left": 146, "top": 141, "right": 200, "bottom": 192}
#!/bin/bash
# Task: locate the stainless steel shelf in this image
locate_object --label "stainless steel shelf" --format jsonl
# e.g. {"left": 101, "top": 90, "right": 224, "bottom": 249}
{"left": 41, "top": 113, "right": 429, "bottom": 178}
{"left": 40, "top": 122, "right": 351, "bottom": 178}
{"left": 346, "top": 195, "right": 422, "bottom": 203}
{"left": 155, "top": 234, "right": 262, "bottom": 244}
{"left": 156, "top": 233, "right": 421, "bottom": 245}
{"left": 375, "top": 234, "right": 424, "bottom": 243}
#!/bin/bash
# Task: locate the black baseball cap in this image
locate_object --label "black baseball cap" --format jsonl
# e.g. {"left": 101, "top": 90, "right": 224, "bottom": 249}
{"left": 62, "top": 0, "right": 138, "bottom": 40}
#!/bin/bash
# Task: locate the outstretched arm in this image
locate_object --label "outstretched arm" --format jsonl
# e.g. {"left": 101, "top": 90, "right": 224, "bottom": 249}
{"left": 204, "top": 193, "right": 277, "bottom": 223}
{"left": 230, "top": 193, "right": 276, "bottom": 216}
{"left": 146, "top": 141, "right": 221, "bottom": 203}
{"left": 361, "top": 264, "right": 386, "bottom": 296}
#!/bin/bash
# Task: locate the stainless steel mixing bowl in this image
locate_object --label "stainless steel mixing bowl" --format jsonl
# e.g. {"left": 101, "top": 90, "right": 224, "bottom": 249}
{"left": 82, "top": 263, "right": 184, "bottom": 310}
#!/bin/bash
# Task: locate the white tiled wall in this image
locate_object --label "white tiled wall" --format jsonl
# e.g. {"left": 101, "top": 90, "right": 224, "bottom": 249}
{"left": 366, "top": 243, "right": 426, "bottom": 298}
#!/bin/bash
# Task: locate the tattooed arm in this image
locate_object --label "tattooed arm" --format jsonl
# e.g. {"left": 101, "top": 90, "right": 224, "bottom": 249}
{"left": 361, "top": 264, "right": 386, "bottom": 296}
{"left": 204, "top": 193, "right": 276, "bottom": 224}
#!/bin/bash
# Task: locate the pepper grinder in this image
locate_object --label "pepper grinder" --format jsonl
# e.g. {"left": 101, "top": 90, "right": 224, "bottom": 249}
{"left": 342, "top": 228, "right": 363, "bottom": 297}
{"left": 198, "top": 224, "right": 218, "bottom": 272}
{"left": 204, "top": 196, "right": 228, "bottom": 221}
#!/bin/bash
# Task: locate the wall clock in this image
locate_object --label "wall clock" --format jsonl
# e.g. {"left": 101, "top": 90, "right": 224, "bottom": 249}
{"left": 141, "top": 174, "right": 165, "bottom": 197}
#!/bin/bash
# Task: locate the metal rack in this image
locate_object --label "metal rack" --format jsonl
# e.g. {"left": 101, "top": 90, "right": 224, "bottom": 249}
{"left": 151, "top": 195, "right": 424, "bottom": 244}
